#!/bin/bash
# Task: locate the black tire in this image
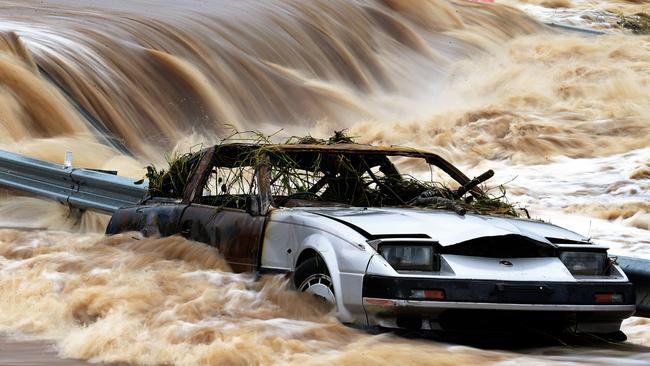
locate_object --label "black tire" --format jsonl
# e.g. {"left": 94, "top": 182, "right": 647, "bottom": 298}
{"left": 294, "top": 256, "right": 328, "bottom": 286}
{"left": 591, "top": 331, "right": 627, "bottom": 343}
{"left": 293, "top": 256, "right": 335, "bottom": 303}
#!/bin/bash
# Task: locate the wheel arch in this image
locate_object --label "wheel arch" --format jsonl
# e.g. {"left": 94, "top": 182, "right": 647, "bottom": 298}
{"left": 293, "top": 234, "right": 340, "bottom": 275}
{"left": 295, "top": 248, "right": 324, "bottom": 271}
{"left": 265, "top": 219, "right": 371, "bottom": 325}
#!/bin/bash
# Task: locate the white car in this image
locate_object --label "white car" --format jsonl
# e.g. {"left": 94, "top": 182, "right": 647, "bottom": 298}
{"left": 106, "top": 142, "right": 636, "bottom": 337}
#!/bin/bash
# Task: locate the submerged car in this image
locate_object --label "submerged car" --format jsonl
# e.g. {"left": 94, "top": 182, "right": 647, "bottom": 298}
{"left": 106, "top": 142, "right": 635, "bottom": 336}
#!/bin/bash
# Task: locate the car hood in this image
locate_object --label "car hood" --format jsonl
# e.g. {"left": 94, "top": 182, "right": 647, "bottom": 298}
{"left": 305, "top": 207, "right": 588, "bottom": 246}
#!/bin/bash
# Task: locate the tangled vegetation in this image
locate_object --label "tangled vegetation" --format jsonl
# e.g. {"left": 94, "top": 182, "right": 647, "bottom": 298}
{"left": 144, "top": 151, "right": 203, "bottom": 198}
{"left": 617, "top": 12, "right": 650, "bottom": 35}
{"left": 143, "top": 131, "right": 519, "bottom": 217}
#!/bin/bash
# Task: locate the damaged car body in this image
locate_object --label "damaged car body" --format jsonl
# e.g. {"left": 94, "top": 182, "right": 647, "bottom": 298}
{"left": 106, "top": 142, "right": 636, "bottom": 336}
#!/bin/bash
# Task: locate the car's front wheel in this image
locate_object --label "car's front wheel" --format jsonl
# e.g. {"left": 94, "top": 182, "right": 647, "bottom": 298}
{"left": 294, "top": 256, "right": 336, "bottom": 304}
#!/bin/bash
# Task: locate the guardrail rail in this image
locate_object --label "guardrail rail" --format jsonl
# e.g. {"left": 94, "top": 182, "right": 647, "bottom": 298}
{"left": 618, "top": 256, "right": 650, "bottom": 317}
{"left": 0, "top": 150, "right": 146, "bottom": 214}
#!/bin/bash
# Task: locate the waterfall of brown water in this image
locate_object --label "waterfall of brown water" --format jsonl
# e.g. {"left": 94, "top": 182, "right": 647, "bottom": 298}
{"left": 0, "top": 0, "right": 542, "bottom": 159}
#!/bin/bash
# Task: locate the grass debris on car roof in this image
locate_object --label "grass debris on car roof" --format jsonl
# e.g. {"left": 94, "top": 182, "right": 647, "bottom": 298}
{"left": 143, "top": 130, "right": 519, "bottom": 217}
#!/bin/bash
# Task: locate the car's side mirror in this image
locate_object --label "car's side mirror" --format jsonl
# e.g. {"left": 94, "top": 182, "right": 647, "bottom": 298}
{"left": 245, "top": 195, "right": 261, "bottom": 216}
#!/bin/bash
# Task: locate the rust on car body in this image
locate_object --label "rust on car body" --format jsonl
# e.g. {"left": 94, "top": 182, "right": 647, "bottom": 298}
{"left": 178, "top": 206, "right": 265, "bottom": 272}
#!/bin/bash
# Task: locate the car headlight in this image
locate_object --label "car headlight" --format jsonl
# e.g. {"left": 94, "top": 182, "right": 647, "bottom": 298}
{"left": 560, "top": 251, "right": 608, "bottom": 276}
{"left": 378, "top": 244, "right": 439, "bottom": 271}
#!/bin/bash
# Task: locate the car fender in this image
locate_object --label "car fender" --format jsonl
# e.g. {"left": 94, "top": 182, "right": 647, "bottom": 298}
{"left": 295, "top": 232, "right": 371, "bottom": 324}
{"left": 366, "top": 253, "right": 399, "bottom": 277}
{"left": 262, "top": 210, "right": 376, "bottom": 325}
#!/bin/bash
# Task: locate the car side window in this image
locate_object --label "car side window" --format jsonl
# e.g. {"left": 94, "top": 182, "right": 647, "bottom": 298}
{"left": 198, "top": 165, "right": 258, "bottom": 209}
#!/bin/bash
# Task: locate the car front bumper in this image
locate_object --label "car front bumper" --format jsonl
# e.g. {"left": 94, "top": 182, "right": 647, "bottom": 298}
{"left": 362, "top": 275, "right": 636, "bottom": 333}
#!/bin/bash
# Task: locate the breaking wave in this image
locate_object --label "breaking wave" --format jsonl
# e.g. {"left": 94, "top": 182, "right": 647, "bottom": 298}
{"left": 352, "top": 34, "right": 650, "bottom": 164}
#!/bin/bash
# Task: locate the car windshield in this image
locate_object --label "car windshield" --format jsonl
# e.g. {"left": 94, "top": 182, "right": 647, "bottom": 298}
{"left": 267, "top": 152, "right": 461, "bottom": 208}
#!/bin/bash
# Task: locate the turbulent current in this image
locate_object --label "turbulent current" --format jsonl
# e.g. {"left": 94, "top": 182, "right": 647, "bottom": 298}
{"left": 0, "top": 0, "right": 649, "bottom": 365}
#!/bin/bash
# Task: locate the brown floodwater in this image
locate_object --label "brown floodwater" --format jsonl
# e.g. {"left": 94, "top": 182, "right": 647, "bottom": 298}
{"left": 0, "top": 336, "right": 93, "bottom": 366}
{"left": 0, "top": 0, "right": 649, "bottom": 365}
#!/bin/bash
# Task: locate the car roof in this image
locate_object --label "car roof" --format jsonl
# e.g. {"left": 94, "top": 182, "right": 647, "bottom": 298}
{"left": 211, "top": 142, "right": 449, "bottom": 163}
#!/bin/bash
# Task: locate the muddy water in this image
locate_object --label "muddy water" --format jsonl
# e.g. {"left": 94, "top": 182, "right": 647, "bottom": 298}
{"left": 0, "top": 0, "right": 649, "bottom": 365}
{"left": 1, "top": 229, "right": 650, "bottom": 366}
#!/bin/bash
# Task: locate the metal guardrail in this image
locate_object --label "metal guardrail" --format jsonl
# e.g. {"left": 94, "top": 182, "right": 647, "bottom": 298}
{"left": 544, "top": 22, "right": 607, "bottom": 36}
{"left": 0, "top": 150, "right": 147, "bottom": 214}
{"left": 618, "top": 256, "right": 650, "bottom": 317}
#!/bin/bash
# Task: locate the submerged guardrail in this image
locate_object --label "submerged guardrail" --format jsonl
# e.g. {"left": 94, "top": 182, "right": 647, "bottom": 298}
{"left": 37, "top": 65, "right": 133, "bottom": 157}
{"left": 0, "top": 150, "right": 146, "bottom": 214}
{"left": 544, "top": 22, "right": 607, "bottom": 36}
{"left": 618, "top": 256, "right": 650, "bottom": 317}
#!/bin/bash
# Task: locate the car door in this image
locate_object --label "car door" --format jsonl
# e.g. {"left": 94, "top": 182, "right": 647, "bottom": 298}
{"left": 179, "top": 205, "right": 266, "bottom": 272}
{"left": 105, "top": 199, "right": 189, "bottom": 237}
{"left": 178, "top": 151, "right": 269, "bottom": 273}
